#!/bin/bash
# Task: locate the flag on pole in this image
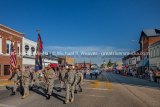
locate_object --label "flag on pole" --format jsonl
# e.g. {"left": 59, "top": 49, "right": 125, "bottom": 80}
{"left": 83, "top": 60, "right": 86, "bottom": 70}
{"left": 37, "top": 33, "right": 43, "bottom": 53}
{"left": 35, "top": 33, "right": 43, "bottom": 72}
{"left": 9, "top": 42, "right": 17, "bottom": 75}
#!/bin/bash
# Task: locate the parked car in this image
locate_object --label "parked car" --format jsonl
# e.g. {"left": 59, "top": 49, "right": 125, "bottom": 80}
{"left": 90, "top": 68, "right": 100, "bottom": 75}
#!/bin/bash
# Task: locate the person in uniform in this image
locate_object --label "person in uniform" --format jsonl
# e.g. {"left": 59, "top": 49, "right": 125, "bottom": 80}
{"left": 43, "top": 64, "right": 55, "bottom": 100}
{"left": 59, "top": 65, "right": 67, "bottom": 92}
{"left": 75, "top": 67, "right": 83, "bottom": 93}
{"left": 64, "top": 65, "right": 77, "bottom": 104}
{"left": 29, "top": 68, "right": 35, "bottom": 90}
{"left": 6, "top": 66, "right": 21, "bottom": 95}
{"left": 21, "top": 66, "right": 31, "bottom": 99}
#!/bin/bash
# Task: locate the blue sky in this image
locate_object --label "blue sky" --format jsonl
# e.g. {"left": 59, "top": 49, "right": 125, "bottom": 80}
{"left": 0, "top": 0, "right": 160, "bottom": 63}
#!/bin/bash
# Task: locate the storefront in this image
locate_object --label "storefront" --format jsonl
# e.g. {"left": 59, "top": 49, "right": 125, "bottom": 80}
{"left": 0, "top": 24, "right": 23, "bottom": 78}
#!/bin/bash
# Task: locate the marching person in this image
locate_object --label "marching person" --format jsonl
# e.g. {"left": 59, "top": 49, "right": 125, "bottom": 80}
{"left": 43, "top": 64, "right": 55, "bottom": 100}
{"left": 21, "top": 66, "right": 31, "bottom": 99}
{"left": 59, "top": 65, "right": 67, "bottom": 92}
{"left": 64, "top": 65, "right": 77, "bottom": 104}
{"left": 6, "top": 66, "right": 21, "bottom": 95}
{"left": 75, "top": 66, "right": 83, "bottom": 93}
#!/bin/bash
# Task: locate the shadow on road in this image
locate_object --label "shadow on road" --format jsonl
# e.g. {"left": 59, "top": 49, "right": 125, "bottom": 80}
{"left": 31, "top": 86, "right": 65, "bottom": 103}
{"left": 52, "top": 92, "right": 65, "bottom": 103}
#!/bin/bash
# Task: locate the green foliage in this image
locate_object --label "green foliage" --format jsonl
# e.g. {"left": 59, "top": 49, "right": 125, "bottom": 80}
{"left": 107, "top": 59, "right": 113, "bottom": 67}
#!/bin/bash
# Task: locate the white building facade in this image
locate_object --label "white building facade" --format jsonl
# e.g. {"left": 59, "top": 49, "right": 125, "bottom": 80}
{"left": 22, "top": 37, "right": 37, "bottom": 68}
{"left": 149, "top": 41, "right": 160, "bottom": 70}
{"left": 22, "top": 37, "right": 58, "bottom": 68}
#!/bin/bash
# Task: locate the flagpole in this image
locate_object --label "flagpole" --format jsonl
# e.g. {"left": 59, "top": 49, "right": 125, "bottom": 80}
{"left": 36, "top": 29, "right": 45, "bottom": 69}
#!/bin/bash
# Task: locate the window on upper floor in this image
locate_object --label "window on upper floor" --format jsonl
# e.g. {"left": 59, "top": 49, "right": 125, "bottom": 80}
{"left": 156, "top": 47, "right": 159, "bottom": 57}
{"left": 159, "top": 46, "right": 160, "bottom": 57}
{"left": 150, "top": 49, "right": 152, "bottom": 58}
{"left": 17, "top": 43, "right": 20, "bottom": 56}
{"left": 31, "top": 47, "right": 35, "bottom": 56}
{"left": 153, "top": 48, "right": 156, "bottom": 58}
{"left": 25, "top": 45, "right": 29, "bottom": 55}
{"left": 6, "top": 40, "right": 11, "bottom": 54}
{"left": 0, "top": 37, "right": 2, "bottom": 53}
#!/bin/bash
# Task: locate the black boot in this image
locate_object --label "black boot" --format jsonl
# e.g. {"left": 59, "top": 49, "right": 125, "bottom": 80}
{"left": 59, "top": 88, "right": 62, "bottom": 92}
{"left": 46, "top": 94, "right": 51, "bottom": 100}
{"left": 74, "top": 90, "right": 77, "bottom": 94}
{"left": 79, "top": 89, "right": 82, "bottom": 92}
{"left": 10, "top": 92, "right": 16, "bottom": 95}
{"left": 6, "top": 86, "right": 10, "bottom": 90}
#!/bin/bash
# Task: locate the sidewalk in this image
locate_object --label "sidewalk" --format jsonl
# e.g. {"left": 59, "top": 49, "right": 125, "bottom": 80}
{"left": 0, "top": 80, "right": 14, "bottom": 87}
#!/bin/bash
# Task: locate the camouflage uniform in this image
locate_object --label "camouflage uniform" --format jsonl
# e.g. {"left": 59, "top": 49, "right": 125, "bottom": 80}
{"left": 44, "top": 68, "right": 54, "bottom": 99}
{"left": 75, "top": 70, "right": 83, "bottom": 92}
{"left": 6, "top": 69, "right": 21, "bottom": 95}
{"left": 64, "top": 69, "right": 77, "bottom": 103}
{"left": 59, "top": 68, "right": 67, "bottom": 90}
{"left": 22, "top": 68, "right": 30, "bottom": 99}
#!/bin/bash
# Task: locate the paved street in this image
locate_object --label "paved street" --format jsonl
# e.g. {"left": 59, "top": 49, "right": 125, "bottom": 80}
{"left": 0, "top": 72, "right": 160, "bottom": 107}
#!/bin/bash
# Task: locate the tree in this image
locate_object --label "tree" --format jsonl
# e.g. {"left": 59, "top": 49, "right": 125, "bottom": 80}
{"left": 100, "top": 64, "right": 105, "bottom": 69}
{"left": 107, "top": 59, "right": 113, "bottom": 67}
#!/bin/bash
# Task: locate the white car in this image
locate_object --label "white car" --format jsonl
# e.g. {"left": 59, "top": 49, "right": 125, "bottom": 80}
{"left": 90, "top": 68, "right": 100, "bottom": 75}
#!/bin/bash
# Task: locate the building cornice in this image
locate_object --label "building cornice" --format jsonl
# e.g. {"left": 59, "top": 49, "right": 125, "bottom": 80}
{"left": 0, "top": 24, "right": 24, "bottom": 38}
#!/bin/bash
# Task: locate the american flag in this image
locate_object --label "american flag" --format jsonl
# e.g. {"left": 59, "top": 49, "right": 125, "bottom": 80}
{"left": 9, "top": 43, "right": 17, "bottom": 75}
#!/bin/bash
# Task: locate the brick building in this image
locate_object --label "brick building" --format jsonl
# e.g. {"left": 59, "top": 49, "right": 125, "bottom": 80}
{"left": 137, "top": 29, "right": 160, "bottom": 73}
{"left": 75, "top": 62, "right": 91, "bottom": 70}
{"left": 122, "top": 29, "right": 160, "bottom": 74}
{"left": 0, "top": 24, "right": 23, "bottom": 78}
{"left": 139, "top": 29, "right": 160, "bottom": 60}
{"left": 58, "top": 56, "right": 75, "bottom": 66}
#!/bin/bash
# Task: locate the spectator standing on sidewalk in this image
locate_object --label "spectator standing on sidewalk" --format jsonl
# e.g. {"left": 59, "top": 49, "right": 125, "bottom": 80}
{"left": 149, "top": 69, "right": 154, "bottom": 82}
{"left": 144, "top": 68, "right": 149, "bottom": 79}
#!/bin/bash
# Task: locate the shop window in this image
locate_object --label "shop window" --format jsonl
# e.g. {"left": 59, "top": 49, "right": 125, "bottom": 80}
{"left": 153, "top": 48, "right": 156, "bottom": 58}
{"left": 4, "top": 65, "right": 10, "bottom": 75}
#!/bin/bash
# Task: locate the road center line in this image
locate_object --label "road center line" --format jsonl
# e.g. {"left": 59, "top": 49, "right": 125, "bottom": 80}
{"left": 84, "top": 87, "right": 110, "bottom": 91}
{"left": 77, "top": 94, "right": 106, "bottom": 98}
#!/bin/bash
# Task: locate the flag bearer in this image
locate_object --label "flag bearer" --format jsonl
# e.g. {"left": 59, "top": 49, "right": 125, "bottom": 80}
{"left": 43, "top": 64, "right": 55, "bottom": 100}
{"left": 21, "top": 66, "right": 31, "bottom": 99}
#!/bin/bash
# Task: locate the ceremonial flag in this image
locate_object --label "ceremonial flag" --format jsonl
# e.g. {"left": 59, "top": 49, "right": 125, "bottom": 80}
{"left": 35, "top": 33, "right": 43, "bottom": 72}
{"left": 37, "top": 33, "right": 43, "bottom": 53}
{"left": 9, "top": 42, "right": 17, "bottom": 75}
